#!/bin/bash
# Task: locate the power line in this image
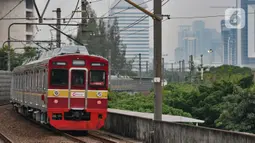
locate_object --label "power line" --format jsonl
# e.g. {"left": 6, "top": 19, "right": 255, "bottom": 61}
{"left": 119, "top": 0, "right": 169, "bottom": 33}
{"left": 62, "top": 0, "right": 80, "bottom": 31}
{"left": 122, "top": 19, "right": 168, "bottom": 38}
{"left": 0, "top": 0, "right": 24, "bottom": 21}
{"left": 101, "top": 0, "right": 121, "bottom": 17}
{"left": 111, "top": 0, "right": 152, "bottom": 16}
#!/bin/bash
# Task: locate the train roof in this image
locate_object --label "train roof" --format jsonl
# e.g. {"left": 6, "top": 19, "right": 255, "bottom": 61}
{"left": 13, "top": 45, "right": 108, "bottom": 72}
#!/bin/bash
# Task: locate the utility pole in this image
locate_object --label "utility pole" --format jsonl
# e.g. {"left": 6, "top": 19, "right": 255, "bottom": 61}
{"left": 139, "top": 53, "right": 142, "bottom": 84}
{"left": 81, "top": 0, "right": 88, "bottom": 43}
{"left": 189, "top": 55, "right": 194, "bottom": 83}
{"left": 171, "top": 63, "right": 174, "bottom": 82}
{"left": 154, "top": 0, "right": 162, "bottom": 121}
{"left": 162, "top": 58, "right": 164, "bottom": 87}
{"left": 182, "top": 60, "right": 185, "bottom": 81}
{"left": 179, "top": 61, "right": 182, "bottom": 72}
{"left": 124, "top": 0, "right": 163, "bottom": 121}
{"left": 200, "top": 54, "right": 204, "bottom": 81}
{"left": 56, "top": 8, "right": 61, "bottom": 48}
{"left": 179, "top": 61, "right": 181, "bottom": 83}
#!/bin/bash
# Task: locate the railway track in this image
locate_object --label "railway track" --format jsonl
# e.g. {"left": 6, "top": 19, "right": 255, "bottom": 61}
{"left": 18, "top": 110, "right": 130, "bottom": 143}
{"left": 0, "top": 132, "right": 13, "bottom": 143}
{"left": 0, "top": 104, "right": 135, "bottom": 143}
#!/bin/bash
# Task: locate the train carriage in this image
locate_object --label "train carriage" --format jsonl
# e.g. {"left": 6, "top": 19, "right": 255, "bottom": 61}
{"left": 10, "top": 46, "right": 108, "bottom": 131}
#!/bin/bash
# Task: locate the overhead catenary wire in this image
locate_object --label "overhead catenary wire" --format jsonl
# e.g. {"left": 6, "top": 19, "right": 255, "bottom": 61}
{"left": 119, "top": 0, "right": 169, "bottom": 33}
{"left": 101, "top": 0, "right": 121, "bottom": 17}
{"left": 111, "top": 0, "right": 152, "bottom": 16}
{"left": 0, "top": 0, "right": 24, "bottom": 21}
{"left": 62, "top": 0, "right": 80, "bottom": 31}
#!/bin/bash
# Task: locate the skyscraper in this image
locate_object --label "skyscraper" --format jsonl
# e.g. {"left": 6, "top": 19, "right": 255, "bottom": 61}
{"left": 238, "top": 0, "right": 255, "bottom": 65}
{"left": 175, "top": 20, "right": 221, "bottom": 64}
{"left": 184, "top": 37, "right": 197, "bottom": 62}
{"left": 109, "top": 0, "right": 150, "bottom": 71}
{"left": 221, "top": 20, "right": 237, "bottom": 65}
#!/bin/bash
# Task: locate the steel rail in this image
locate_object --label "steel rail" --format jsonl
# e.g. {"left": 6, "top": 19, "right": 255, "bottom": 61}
{"left": 0, "top": 132, "right": 13, "bottom": 143}
{"left": 16, "top": 108, "right": 121, "bottom": 143}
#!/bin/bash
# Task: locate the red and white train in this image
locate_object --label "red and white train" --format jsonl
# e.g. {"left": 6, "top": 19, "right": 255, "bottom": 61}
{"left": 10, "top": 46, "right": 109, "bottom": 131}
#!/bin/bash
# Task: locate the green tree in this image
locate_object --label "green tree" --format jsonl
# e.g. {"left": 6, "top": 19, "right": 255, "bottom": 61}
{"left": 75, "top": 5, "right": 136, "bottom": 76}
{"left": 0, "top": 45, "right": 37, "bottom": 71}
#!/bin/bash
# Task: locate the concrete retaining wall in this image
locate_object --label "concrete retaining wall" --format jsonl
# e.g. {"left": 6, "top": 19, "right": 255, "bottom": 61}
{"left": 0, "top": 71, "right": 12, "bottom": 101}
{"left": 104, "top": 112, "right": 255, "bottom": 143}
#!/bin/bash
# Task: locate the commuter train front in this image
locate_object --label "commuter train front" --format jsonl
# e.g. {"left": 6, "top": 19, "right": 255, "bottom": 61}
{"left": 10, "top": 50, "right": 109, "bottom": 131}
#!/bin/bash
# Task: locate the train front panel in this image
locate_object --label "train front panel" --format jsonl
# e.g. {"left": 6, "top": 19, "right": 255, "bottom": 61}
{"left": 47, "top": 54, "right": 108, "bottom": 130}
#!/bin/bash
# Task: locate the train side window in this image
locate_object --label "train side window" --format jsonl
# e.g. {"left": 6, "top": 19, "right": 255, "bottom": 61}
{"left": 89, "top": 70, "right": 106, "bottom": 86}
{"left": 27, "top": 72, "right": 29, "bottom": 90}
{"left": 14, "top": 74, "right": 16, "bottom": 89}
{"left": 44, "top": 70, "right": 48, "bottom": 88}
{"left": 51, "top": 69, "right": 68, "bottom": 86}
{"left": 36, "top": 70, "right": 39, "bottom": 90}
{"left": 31, "top": 72, "right": 33, "bottom": 90}
{"left": 18, "top": 74, "right": 20, "bottom": 89}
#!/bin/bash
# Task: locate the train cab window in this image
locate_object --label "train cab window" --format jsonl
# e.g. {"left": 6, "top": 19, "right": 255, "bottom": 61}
{"left": 71, "top": 70, "right": 85, "bottom": 86}
{"left": 90, "top": 71, "right": 105, "bottom": 86}
{"left": 51, "top": 69, "right": 68, "bottom": 86}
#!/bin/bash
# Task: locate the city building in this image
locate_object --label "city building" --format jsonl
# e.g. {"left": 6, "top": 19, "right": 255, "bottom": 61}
{"left": 238, "top": 0, "right": 255, "bottom": 66}
{"left": 183, "top": 36, "right": 197, "bottom": 62}
{"left": 0, "top": 0, "right": 35, "bottom": 52}
{"left": 109, "top": 0, "right": 150, "bottom": 71}
{"left": 221, "top": 20, "right": 237, "bottom": 65}
{"left": 174, "top": 47, "right": 184, "bottom": 62}
{"left": 175, "top": 20, "right": 221, "bottom": 64}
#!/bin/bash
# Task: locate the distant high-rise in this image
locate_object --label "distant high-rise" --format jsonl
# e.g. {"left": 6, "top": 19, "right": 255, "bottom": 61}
{"left": 238, "top": 0, "right": 255, "bottom": 66}
{"left": 184, "top": 37, "right": 197, "bottom": 62}
{"left": 109, "top": 0, "right": 150, "bottom": 71}
{"left": 0, "top": 0, "right": 35, "bottom": 52}
{"left": 174, "top": 47, "right": 184, "bottom": 62}
{"left": 221, "top": 20, "right": 237, "bottom": 65}
{"left": 175, "top": 20, "right": 221, "bottom": 64}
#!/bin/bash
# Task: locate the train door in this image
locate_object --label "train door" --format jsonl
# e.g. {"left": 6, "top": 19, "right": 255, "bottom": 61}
{"left": 68, "top": 68, "right": 88, "bottom": 110}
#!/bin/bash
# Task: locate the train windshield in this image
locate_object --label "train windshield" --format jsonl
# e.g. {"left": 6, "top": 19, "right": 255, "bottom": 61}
{"left": 90, "top": 71, "right": 105, "bottom": 86}
{"left": 71, "top": 70, "right": 85, "bottom": 86}
{"left": 51, "top": 69, "right": 68, "bottom": 86}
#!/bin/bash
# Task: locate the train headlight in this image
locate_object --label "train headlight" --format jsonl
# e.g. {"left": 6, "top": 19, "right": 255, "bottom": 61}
{"left": 97, "top": 100, "right": 102, "bottom": 104}
{"left": 54, "top": 99, "right": 58, "bottom": 104}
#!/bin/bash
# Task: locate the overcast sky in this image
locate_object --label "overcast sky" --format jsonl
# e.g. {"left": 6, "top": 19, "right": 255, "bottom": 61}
{"left": 35, "top": 0, "right": 237, "bottom": 62}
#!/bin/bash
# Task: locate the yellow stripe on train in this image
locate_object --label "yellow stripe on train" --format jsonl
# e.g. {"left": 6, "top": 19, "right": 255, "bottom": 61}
{"left": 47, "top": 89, "right": 108, "bottom": 98}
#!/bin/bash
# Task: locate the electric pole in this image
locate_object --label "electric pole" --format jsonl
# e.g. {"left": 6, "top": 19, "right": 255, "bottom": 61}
{"left": 162, "top": 58, "right": 164, "bottom": 87}
{"left": 200, "top": 54, "right": 203, "bottom": 81}
{"left": 171, "top": 63, "right": 174, "bottom": 82}
{"left": 56, "top": 8, "right": 61, "bottom": 48}
{"left": 179, "top": 61, "right": 182, "bottom": 72}
{"left": 124, "top": 0, "right": 163, "bottom": 121}
{"left": 81, "top": 0, "right": 88, "bottom": 44}
{"left": 189, "top": 55, "right": 194, "bottom": 83}
{"left": 154, "top": 0, "right": 162, "bottom": 121}
{"left": 139, "top": 53, "right": 142, "bottom": 84}
{"left": 182, "top": 60, "right": 185, "bottom": 81}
